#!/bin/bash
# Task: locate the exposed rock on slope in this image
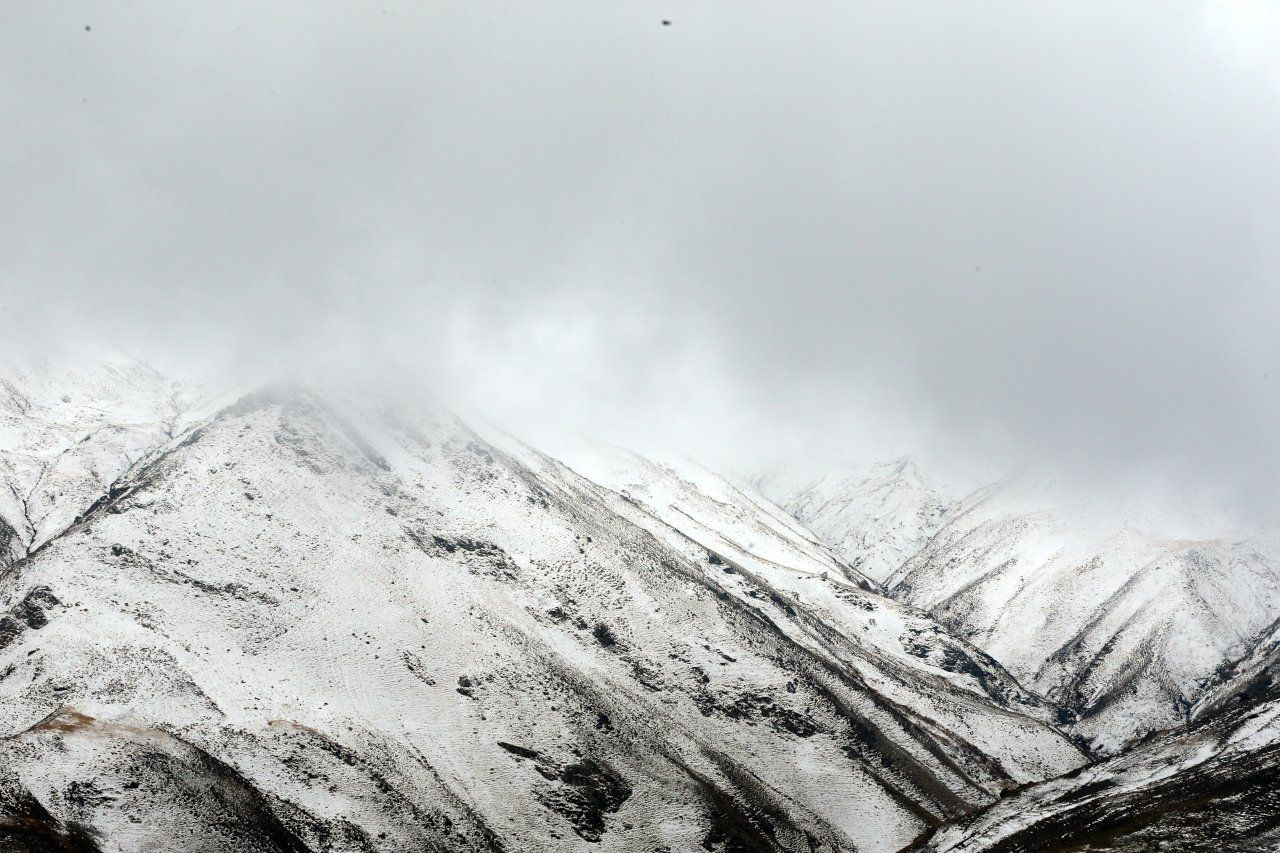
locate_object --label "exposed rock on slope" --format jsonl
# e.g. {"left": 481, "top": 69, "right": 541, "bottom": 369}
{"left": 0, "top": 709, "right": 312, "bottom": 853}
{"left": 0, "top": 385, "right": 1083, "bottom": 852}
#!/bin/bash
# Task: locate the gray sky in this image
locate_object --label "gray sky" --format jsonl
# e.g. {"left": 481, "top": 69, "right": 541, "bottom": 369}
{"left": 3, "top": 2, "right": 1279, "bottom": 517}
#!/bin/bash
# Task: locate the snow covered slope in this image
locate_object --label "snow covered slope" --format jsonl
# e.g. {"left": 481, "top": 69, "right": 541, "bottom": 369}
{"left": 549, "top": 444, "right": 1077, "bottom": 734}
{"left": 756, "top": 459, "right": 956, "bottom": 585}
{"left": 889, "top": 477, "right": 1280, "bottom": 754}
{"left": 914, "top": 681, "right": 1280, "bottom": 851}
{"left": 0, "top": 383, "right": 1084, "bottom": 852}
{"left": 0, "top": 354, "right": 231, "bottom": 567}
{"left": 560, "top": 445, "right": 879, "bottom": 591}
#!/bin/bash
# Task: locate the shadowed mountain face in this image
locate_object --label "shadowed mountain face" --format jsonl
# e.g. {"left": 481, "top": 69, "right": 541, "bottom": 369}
{"left": 913, "top": 682, "right": 1280, "bottom": 852}
{"left": 0, "top": 710, "right": 312, "bottom": 853}
{"left": 0, "top": 372, "right": 1083, "bottom": 852}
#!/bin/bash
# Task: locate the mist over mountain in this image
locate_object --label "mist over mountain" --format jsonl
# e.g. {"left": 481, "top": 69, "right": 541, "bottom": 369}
{"left": 5, "top": 1, "right": 1280, "bottom": 521}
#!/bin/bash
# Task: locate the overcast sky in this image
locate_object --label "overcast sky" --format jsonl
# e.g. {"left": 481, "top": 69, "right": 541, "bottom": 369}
{"left": 3, "top": 2, "right": 1279, "bottom": 517}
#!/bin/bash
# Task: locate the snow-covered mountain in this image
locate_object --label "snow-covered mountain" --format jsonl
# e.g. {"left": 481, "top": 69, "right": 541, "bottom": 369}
{"left": 756, "top": 459, "right": 956, "bottom": 585}
{"left": 550, "top": 444, "right": 1071, "bottom": 725}
{"left": 888, "top": 476, "right": 1280, "bottom": 754}
{"left": 0, "top": 373, "right": 1086, "bottom": 852}
{"left": 758, "top": 455, "right": 1280, "bottom": 762}
{"left": 747, "top": 458, "right": 1280, "bottom": 848}
{"left": 8, "top": 361, "right": 1280, "bottom": 851}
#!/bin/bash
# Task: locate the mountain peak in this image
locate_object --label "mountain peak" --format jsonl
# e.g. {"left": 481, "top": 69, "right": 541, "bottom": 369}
{"left": 756, "top": 457, "right": 957, "bottom": 584}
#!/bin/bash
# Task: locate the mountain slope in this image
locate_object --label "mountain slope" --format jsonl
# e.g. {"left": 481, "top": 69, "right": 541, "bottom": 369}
{"left": 561, "top": 444, "right": 879, "bottom": 590}
{"left": 0, "top": 385, "right": 1084, "bottom": 852}
{"left": 889, "top": 478, "right": 1280, "bottom": 754}
{"left": 549, "top": 444, "right": 1077, "bottom": 741}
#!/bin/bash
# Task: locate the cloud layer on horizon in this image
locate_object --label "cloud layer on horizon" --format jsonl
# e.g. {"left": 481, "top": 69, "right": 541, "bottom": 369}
{"left": 3, "top": 1, "right": 1279, "bottom": 518}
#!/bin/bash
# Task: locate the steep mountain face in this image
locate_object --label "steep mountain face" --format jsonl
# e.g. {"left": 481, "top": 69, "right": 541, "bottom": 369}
{"left": 756, "top": 460, "right": 955, "bottom": 586}
{"left": 561, "top": 445, "right": 879, "bottom": 591}
{"left": 553, "top": 445, "right": 1074, "bottom": 739}
{"left": 888, "top": 478, "right": 1280, "bottom": 754}
{"left": 912, "top": 683, "right": 1280, "bottom": 852}
{"left": 0, "top": 355, "right": 230, "bottom": 567}
{"left": 0, "top": 384, "right": 1084, "bottom": 852}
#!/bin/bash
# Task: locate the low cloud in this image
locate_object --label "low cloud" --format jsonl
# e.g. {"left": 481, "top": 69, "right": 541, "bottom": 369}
{"left": 4, "top": 1, "right": 1278, "bottom": 519}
